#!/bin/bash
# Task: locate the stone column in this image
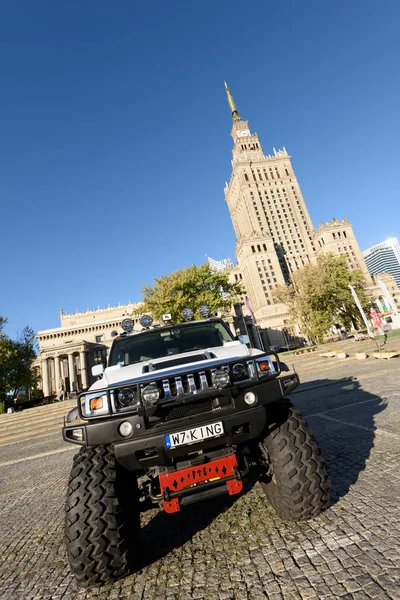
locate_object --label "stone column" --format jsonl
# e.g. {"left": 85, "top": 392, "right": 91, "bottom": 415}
{"left": 54, "top": 356, "right": 61, "bottom": 395}
{"left": 79, "top": 351, "right": 88, "bottom": 389}
{"left": 41, "top": 359, "right": 50, "bottom": 397}
{"left": 68, "top": 353, "right": 76, "bottom": 392}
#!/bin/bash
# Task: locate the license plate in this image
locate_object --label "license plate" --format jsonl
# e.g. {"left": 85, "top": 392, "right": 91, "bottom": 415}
{"left": 165, "top": 421, "right": 224, "bottom": 449}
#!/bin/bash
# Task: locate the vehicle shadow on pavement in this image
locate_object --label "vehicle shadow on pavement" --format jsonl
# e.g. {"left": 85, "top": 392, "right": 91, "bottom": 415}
{"left": 134, "top": 376, "right": 386, "bottom": 571}
{"left": 292, "top": 376, "right": 388, "bottom": 507}
{"left": 138, "top": 478, "right": 257, "bottom": 569}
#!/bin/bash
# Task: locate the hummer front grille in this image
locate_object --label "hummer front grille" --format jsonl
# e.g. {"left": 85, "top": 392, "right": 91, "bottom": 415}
{"left": 162, "top": 398, "right": 215, "bottom": 421}
{"left": 78, "top": 353, "right": 279, "bottom": 420}
{"left": 156, "top": 370, "right": 213, "bottom": 400}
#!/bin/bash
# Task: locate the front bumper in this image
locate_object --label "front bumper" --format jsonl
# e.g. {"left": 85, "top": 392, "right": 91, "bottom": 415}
{"left": 114, "top": 404, "right": 267, "bottom": 470}
{"left": 63, "top": 373, "right": 300, "bottom": 469}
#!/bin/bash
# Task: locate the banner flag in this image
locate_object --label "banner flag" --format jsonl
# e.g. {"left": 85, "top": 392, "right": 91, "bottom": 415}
{"left": 377, "top": 278, "right": 398, "bottom": 315}
{"left": 348, "top": 284, "right": 374, "bottom": 338}
{"left": 370, "top": 307, "right": 382, "bottom": 328}
{"left": 245, "top": 297, "right": 257, "bottom": 324}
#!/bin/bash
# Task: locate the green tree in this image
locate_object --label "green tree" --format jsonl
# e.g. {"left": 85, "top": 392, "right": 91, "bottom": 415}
{"left": 0, "top": 319, "right": 39, "bottom": 409}
{"left": 273, "top": 253, "right": 370, "bottom": 343}
{"left": 137, "top": 262, "right": 243, "bottom": 323}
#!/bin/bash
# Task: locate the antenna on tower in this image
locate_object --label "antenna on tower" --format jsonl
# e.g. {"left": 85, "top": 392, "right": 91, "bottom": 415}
{"left": 224, "top": 81, "right": 241, "bottom": 122}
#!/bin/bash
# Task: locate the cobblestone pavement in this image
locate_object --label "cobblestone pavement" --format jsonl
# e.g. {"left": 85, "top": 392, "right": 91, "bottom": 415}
{"left": 0, "top": 357, "right": 399, "bottom": 599}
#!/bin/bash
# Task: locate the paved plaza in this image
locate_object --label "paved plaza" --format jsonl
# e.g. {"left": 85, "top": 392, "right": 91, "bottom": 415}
{"left": 0, "top": 343, "right": 399, "bottom": 599}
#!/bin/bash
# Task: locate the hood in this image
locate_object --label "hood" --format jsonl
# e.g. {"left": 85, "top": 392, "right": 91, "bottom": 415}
{"left": 90, "top": 342, "right": 263, "bottom": 390}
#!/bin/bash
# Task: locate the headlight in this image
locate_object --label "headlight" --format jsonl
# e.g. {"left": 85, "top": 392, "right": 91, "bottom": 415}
{"left": 232, "top": 363, "right": 247, "bottom": 380}
{"left": 141, "top": 384, "right": 160, "bottom": 406}
{"left": 116, "top": 388, "right": 137, "bottom": 409}
{"left": 212, "top": 368, "right": 230, "bottom": 388}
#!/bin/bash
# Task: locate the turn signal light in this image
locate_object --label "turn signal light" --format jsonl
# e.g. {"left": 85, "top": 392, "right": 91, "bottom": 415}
{"left": 258, "top": 361, "right": 270, "bottom": 372}
{"left": 89, "top": 396, "right": 104, "bottom": 410}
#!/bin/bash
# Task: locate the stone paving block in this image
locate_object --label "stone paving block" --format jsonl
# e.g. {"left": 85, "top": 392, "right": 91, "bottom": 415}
{"left": 1, "top": 360, "right": 400, "bottom": 600}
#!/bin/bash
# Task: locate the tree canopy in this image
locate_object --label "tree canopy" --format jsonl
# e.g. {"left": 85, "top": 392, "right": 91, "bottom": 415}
{"left": 273, "top": 253, "right": 370, "bottom": 342}
{"left": 137, "top": 262, "right": 243, "bottom": 323}
{"left": 0, "top": 318, "right": 38, "bottom": 409}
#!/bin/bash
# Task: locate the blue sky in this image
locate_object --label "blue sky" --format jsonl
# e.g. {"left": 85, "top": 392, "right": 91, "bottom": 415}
{"left": 1, "top": 0, "right": 399, "bottom": 338}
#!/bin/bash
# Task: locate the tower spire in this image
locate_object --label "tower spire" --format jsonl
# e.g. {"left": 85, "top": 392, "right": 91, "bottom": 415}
{"left": 224, "top": 81, "right": 240, "bottom": 122}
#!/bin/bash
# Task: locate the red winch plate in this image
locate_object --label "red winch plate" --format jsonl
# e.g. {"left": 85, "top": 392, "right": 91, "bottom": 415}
{"left": 159, "top": 453, "right": 243, "bottom": 513}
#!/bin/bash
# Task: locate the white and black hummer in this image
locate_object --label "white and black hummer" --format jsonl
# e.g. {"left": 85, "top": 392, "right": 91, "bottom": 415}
{"left": 63, "top": 306, "right": 330, "bottom": 588}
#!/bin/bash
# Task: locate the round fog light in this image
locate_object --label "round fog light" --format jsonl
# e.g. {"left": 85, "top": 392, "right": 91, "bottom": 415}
{"left": 244, "top": 391, "right": 257, "bottom": 405}
{"left": 212, "top": 368, "right": 230, "bottom": 388}
{"left": 119, "top": 421, "right": 133, "bottom": 437}
{"left": 141, "top": 384, "right": 160, "bottom": 405}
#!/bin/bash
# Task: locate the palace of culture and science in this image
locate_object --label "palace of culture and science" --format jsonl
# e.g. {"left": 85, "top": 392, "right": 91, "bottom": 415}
{"left": 35, "top": 85, "right": 399, "bottom": 397}
{"left": 222, "top": 82, "right": 397, "bottom": 329}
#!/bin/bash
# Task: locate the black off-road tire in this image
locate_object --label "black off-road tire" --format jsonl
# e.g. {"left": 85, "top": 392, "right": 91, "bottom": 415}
{"left": 65, "top": 445, "right": 140, "bottom": 588}
{"left": 259, "top": 400, "right": 330, "bottom": 521}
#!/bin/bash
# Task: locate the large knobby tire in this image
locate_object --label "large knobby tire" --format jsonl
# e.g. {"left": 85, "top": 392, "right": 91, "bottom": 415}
{"left": 65, "top": 445, "right": 140, "bottom": 588}
{"left": 259, "top": 400, "right": 330, "bottom": 521}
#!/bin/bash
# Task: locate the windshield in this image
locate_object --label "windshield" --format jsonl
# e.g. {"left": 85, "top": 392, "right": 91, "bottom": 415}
{"left": 108, "top": 321, "right": 234, "bottom": 367}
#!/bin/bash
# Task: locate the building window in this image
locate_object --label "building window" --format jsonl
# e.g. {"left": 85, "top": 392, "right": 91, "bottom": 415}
{"left": 95, "top": 335, "right": 104, "bottom": 343}
{"left": 111, "top": 330, "right": 118, "bottom": 338}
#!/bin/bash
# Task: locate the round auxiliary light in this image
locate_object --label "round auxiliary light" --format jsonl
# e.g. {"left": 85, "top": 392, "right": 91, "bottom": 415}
{"left": 117, "top": 388, "right": 136, "bottom": 408}
{"left": 121, "top": 318, "right": 134, "bottom": 333}
{"left": 232, "top": 363, "right": 247, "bottom": 380}
{"left": 212, "top": 368, "right": 230, "bottom": 388}
{"left": 198, "top": 304, "right": 210, "bottom": 318}
{"left": 182, "top": 308, "right": 194, "bottom": 321}
{"left": 244, "top": 391, "right": 257, "bottom": 406}
{"left": 141, "top": 384, "right": 160, "bottom": 406}
{"left": 140, "top": 314, "right": 153, "bottom": 329}
{"left": 119, "top": 421, "right": 133, "bottom": 437}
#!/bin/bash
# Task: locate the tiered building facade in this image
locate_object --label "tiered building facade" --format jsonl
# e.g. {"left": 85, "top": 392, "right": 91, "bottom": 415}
{"left": 222, "top": 83, "right": 396, "bottom": 331}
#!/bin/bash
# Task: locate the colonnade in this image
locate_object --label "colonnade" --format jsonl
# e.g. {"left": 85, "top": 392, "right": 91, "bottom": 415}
{"left": 41, "top": 350, "right": 88, "bottom": 398}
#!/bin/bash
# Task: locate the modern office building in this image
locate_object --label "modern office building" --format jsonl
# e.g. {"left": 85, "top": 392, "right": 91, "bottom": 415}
{"left": 363, "top": 238, "right": 400, "bottom": 288}
{"left": 207, "top": 256, "right": 233, "bottom": 272}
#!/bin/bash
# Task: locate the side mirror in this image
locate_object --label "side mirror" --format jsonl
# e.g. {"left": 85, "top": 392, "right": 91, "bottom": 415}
{"left": 91, "top": 364, "right": 104, "bottom": 377}
{"left": 238, "top": 334, "right": 250, "bottom": 345}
